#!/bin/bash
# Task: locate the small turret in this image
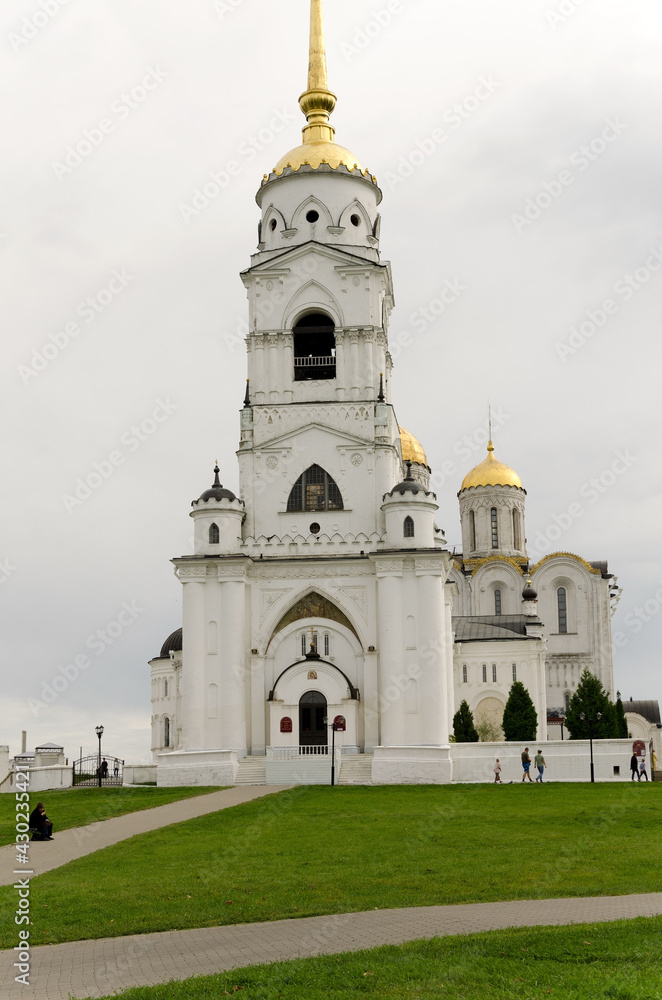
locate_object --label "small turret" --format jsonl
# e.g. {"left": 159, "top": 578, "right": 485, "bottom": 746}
{"left": 381, "top": 462, "right": 439, "bottom": 549}
{"left": 190, "top": 464, "right": 245, "bottom": 555}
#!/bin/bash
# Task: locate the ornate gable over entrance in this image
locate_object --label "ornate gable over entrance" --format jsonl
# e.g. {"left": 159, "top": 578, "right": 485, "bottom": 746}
{"left": 271, "top": 591, "right": 359, "bottom": 643}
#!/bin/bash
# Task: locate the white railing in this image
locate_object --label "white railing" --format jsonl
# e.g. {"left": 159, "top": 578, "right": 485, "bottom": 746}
{"left": 267, "top": 745, "right": 330, "bottom": 759}
{"left": 293, "top": 355, "right": 335, "bottom": 367}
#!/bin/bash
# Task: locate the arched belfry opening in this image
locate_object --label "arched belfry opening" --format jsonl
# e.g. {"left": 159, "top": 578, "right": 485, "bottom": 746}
{"left": 293, "top": 313, "right": 336, "bottom": 380}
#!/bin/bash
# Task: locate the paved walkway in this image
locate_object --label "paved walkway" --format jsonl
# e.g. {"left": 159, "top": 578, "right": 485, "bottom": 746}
{"left": 3, "top": 892, "right": 662, "bottom": 999}
{"left": 0, "top": 786, "right": 292, "bottom": 885}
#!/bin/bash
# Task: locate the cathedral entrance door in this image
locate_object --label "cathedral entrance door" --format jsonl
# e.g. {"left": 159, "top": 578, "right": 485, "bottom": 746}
{"left": 299, "top": 690, "right": 327, "bottom": 748}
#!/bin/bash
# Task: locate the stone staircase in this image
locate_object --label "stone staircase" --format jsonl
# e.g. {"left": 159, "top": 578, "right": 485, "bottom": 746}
{"left": 234, "top": 756, "right": 267, "bottom": 785}
{"left": 338, "top": 753, "right": 373, "bottom": 785}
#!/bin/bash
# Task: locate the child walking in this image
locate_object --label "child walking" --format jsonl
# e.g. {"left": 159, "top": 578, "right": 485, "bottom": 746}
{"left": 494, "top": 758, "right": 502, "bottom": 783}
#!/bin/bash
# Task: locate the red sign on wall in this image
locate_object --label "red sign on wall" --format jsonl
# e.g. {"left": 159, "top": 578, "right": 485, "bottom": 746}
{"left": 280, "top": 717, "right": 293, "bottom": 733}
{"left": 334, "top": 715, "right": 346, "bottom": 732}
{"left": 632, "top": 739, "right": 646, "bottom": 757}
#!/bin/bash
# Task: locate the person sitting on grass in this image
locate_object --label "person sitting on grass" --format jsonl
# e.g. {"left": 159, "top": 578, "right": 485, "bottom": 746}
{"left": 29, "top": 802, "right": 53, "bottom": 841}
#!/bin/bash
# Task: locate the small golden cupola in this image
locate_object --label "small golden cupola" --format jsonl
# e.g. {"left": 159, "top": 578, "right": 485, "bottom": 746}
{"left": 458, "top": 440, "right": 527, "bottom": 562}
{"left": 460, "top": 441, "right": 523, "bottom": 491}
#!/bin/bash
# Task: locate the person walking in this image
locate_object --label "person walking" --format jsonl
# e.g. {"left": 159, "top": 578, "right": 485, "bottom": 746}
{"left": 113, "top": 758, "right": 120, "bottom": 778}
{"left": 639, "top": 756, "right": 649, "bottom": 781}
{"left": 494, "top": 758, "right": 502, "bottom": 783}
{"left": 521, "top": 747, "right": 533, "bottom": 782}
{"left": 630, "top": 753, "right": 640, "bottom": 781}
{"left": 534, "top": 750, "right": 547, "bottom": 782}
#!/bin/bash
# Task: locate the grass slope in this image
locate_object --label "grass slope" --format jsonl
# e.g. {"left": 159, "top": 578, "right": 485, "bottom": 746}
{"left": 84, "top": 917, "right": 662, "bottom": 1000}
{"left": 1, "top": 783, "right": 660, "bottom": 948}
{"left": 0, "top": 786, "right": 219, "bottom": 846}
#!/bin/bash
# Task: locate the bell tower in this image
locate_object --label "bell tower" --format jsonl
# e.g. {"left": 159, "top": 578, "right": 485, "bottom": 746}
{"left": 237, "top": 0, "right": 402, "bottom": 543}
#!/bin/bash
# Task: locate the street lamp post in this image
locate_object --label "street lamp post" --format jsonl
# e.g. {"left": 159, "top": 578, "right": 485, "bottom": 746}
{"left": 95, "top": 725, "right": 104, "bottom": 788}
{"left": 579, "top": 712, "right": 601, "bottom": 782}
{"left": 324, "top": 717, "right": 337, "bottom": 786}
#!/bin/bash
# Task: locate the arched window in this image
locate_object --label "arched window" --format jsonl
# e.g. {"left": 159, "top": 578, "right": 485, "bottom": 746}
{"left": 164, "top": 717, "right": 170, "bottom": 748}
{"left": 557, "top": 587, "right": 568, "bottom": 633}
{"left": 564, "top": 691, "right": 571, "bottom": 713}
{"left": 469, "top": 511, "right": 476, "bottom": 551}
{"left": 404, "top": 516, "right": 415, "bottom": 538}
{"left": 482, "top": 664, "right": 487, "bottom": 683}
{"left": 492, "top": 664, "right": 497, "bottom": 683}
{"left": 324, "top": 633, "right": 330, "bottom": 657}
{"left": 293, "top": 313, "right": 336, "bottom": 381}
{"left": 209, "top": 523, "right": 220, "bottom": 544}
{"left": 513, "top": 509, "right": 521, "bottom": 549}
{"left": 512, "top": 663, "right": 517, "bottom": 681}
{"left": 494, "top": 589, "right": 502, "bottom": 615}
{"left": 462, "top": 664, "right": 467, "bottom": 684}
{"left": 164, "top": 678, "right": 168, "bottom": 698}
{"left": 491, "top": 508, "right": 499, "bottom": 549}
{"left": 287, "top": 465, "right": 343, "bottom": 512}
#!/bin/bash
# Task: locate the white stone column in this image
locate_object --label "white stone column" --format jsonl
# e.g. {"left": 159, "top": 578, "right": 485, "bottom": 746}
{"left": 282, "top": 334, "right": 294, "bottom": 403}
{"left": 179, "top": 574, "right": 207, "bottom": 749}
{"left": 363, "top": 649, "right": 379, "bottom": 752}
{"left": 335, "top": 330, "right": 346, "bottom": 401}
{"left": 220, "top": 574, "right": 248, "bottom": 753}
{"left": 376, "top": 562, "right": 405, "bottom": 746}
{"left": 415, "top": 561, "right": 446, "bottom": 745}
{"left": 349, "top": 331, "right": 360, "bottom": 400}
{"left": 250, "top": 654, "right": 266, "bottom": 755}
{"left": 362, "top": 333, "right": 375, "bottom": 397}
{"left": 255, "top": 336, "right": 266, "bottom": 403}
{"left": 269, "top": 337, "right": 279, "bottom": 401}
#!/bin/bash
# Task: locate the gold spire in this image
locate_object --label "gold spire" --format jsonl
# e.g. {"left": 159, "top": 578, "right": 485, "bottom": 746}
{"left": 299, "top": 0, "right": 337, "bottom": 146}
{"left": 271, "top": 0, "right": 369, "bottom": 179}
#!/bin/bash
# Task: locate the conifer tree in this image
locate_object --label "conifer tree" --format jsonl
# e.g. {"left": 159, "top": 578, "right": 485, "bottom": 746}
{"left": 614, "top": 691, "right": 629, "bottom": 739}
{"left": 502, "top": 681, "right": 538, "bottom": 741}
{"left": 453, "top": 699, "right": 479, "bottom": 743}
{"left": 565, "top": 670, "right": 617, "bottom": 739}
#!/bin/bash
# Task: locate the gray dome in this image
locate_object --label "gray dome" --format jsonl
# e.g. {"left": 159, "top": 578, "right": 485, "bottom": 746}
{"left": 159, "top": 628, "right": 182, "bottom": 658}
{"left": 384, "top": 461, "right": 435, "bottom": 500}
{"left": 193, "top": 465, "right": 242, "bottom": 505}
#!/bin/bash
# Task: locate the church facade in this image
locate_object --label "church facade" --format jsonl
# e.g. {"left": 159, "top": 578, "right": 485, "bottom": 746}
{"left": 149, "top": 1, "right": 627, "bottom": 786}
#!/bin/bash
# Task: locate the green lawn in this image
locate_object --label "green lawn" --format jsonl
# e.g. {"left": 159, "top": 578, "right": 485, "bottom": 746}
{"left": 82, "top": 917, "right": 662, "bottom": 999}
{"left": 1, "top": 783, "right": 660, "bottom": 948}
{"left": 0, "top": 786, "right": 219, "bottom": 846}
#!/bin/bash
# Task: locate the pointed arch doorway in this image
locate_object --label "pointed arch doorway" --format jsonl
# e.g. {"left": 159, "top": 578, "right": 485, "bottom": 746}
{"left": 299, "top": 690, "right": 327, "bottom": 747}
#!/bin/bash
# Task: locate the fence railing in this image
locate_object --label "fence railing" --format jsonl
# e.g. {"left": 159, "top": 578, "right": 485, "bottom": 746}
{"left": 267, "top": 745, "right": 330, "bottom": 759}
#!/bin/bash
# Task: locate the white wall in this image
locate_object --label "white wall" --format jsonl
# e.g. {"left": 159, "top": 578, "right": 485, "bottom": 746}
{"left": 451, "top": 738, "right": 634, "bottom": 783}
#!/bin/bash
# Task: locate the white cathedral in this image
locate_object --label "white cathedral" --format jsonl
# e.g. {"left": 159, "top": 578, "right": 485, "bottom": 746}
{"left": 149, "top": 1, "right": 625, "bottom": 786}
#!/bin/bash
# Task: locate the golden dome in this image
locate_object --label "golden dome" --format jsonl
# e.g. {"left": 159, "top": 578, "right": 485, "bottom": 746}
{"left": 399, "top": 427, "right": 428, "bottom": 467}
{"left": 460, "top": 441, "right": 523, "bottom": 491}
{"left": 274, "top": 141, "right": 364, "bottom": 176}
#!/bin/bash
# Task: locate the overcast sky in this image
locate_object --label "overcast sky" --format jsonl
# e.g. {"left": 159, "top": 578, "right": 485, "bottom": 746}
{"left": 2, "top": 0, "right": 661, "bottom": 763}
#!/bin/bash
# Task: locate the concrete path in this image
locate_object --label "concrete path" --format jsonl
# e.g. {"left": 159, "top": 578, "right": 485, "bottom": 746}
{"left": 2, "top": 892, "right": 662, "bottom": 999}
{"left": 0, "top": 786, "right": 292, "bottom": 886}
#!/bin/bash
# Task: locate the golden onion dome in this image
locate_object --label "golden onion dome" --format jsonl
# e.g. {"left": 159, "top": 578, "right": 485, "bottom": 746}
{"left": 399, "top": 427, "right": 428, "bottom": 467}
{"left": 460, "top": 441, "right": 523, "bottom": 491}
{"left": 274, "top": 141, "right": 364, "bottom": 176}
{"left": 270, "top": 1, "right": 375, "bottom": 184}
